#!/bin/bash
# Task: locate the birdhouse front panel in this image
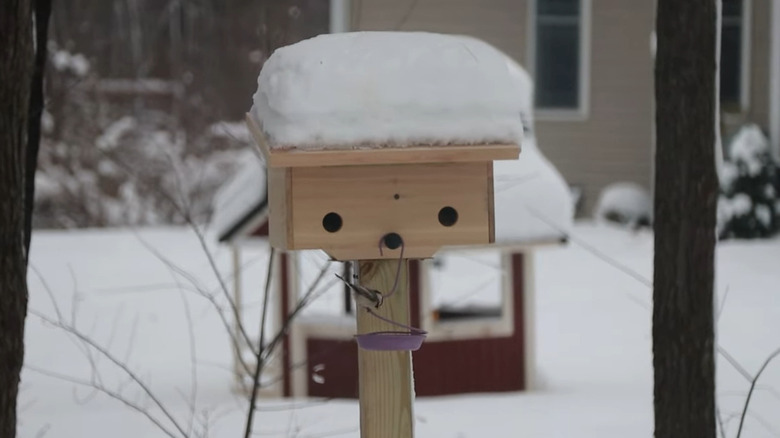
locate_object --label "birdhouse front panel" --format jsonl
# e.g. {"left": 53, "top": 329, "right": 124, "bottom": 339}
{"left": 268, "top": 162, "right": 495, "bottom": 260}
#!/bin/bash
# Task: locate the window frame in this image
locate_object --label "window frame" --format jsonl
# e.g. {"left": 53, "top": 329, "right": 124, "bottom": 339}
{"left": 741, "top": 0, "right": 752, "bottom": 112}
{"left": 329, "top": 0, "right": 351, "bottom": 33}
{"left": 711, "top": 0, "right": 752, "bottom": 112}
{"left": 419, "top": 249, "right": 515, "bottom": 341}
{"left": 527, "top": 0, "right": 592, "bottom": 121}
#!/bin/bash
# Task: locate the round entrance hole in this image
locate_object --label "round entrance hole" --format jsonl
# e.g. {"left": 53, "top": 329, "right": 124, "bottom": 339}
{"left": 383, "top": 232, "right": 403, "bottom": 250}
{"left": 322, "top": 212, "right": 343, "bottom": 233}
{"left": 438, "top": 206, "right": 458, "bottom": 227}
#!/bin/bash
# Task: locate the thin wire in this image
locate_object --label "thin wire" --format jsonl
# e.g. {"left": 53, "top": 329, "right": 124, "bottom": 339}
{"left": 377, "top": 236, "right": 405, "bottom": 300}
{"left": 360, "top": 237, "right": 423, "bottom": 335}
{"left": 365, "top": 308, "right": 426, "bottom": 335}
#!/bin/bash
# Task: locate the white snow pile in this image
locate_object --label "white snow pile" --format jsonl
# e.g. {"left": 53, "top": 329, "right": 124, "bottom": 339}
{"left": 210, "top": 150, "right": 267, "bottom": 240}
{"left": 493, "top": 58, "right": 572, "bottom": 243}
{"left": 594, "top": 182, "right": 653, "bottom": 228}
{"left": 251, "top": 32, "right": 525, "bottom": 149}
{"left": 728, "top": 124, "right": 771, "bottom": 177}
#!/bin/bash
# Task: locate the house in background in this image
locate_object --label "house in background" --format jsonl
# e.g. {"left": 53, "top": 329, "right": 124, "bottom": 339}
{"left": 334, "top": 0, "right": 780, "bottom": 215}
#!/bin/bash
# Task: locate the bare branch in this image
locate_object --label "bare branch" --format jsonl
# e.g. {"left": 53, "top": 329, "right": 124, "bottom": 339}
{"left": 527, "top": 205, "right": 780, "bottom": 407}
{"left": 394, "top": 0, "right": 420, "bottom": 30}
{"left": 525, "top": 207, "right": 651, "bottom": 309}
{"left": 131, "top": 230, "right": 255, "bottom": 376}
{"left": 716, "top": 405, "right": 727, "bottom": 438}
{"left": 718, "top": 346, "right": 754, "bottom": 382}
{"left": 177, "top": 289, "right": 199, "bottom": 437}
{"left": 29, "top": 310, "right": 189, "bottom": 438}
{"left": 716, "top": 286, "right": 730, "bottom": 323}
{"left": 736, "top": 347, "right": 780, "bottom": 438}
{"left": 243, "top": 248, "right": 276, "bottom": 438}
{"left": 261, "top": 263, "right": 334, "bottom": 365}
{"left": 25, "top": 365, "right": 182, "bottom": 438}
{"left": 29, "top": 264, "right": 64, "bottom": 321}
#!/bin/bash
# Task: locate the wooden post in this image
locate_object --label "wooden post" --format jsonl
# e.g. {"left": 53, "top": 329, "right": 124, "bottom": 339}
{"left": 357, "top": 259, "right": 414, "bottom": 438}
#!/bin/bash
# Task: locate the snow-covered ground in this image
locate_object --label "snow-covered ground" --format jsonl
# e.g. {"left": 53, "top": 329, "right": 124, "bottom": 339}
{"left": 19, "top": 223, "right": 780, "bottom": 437}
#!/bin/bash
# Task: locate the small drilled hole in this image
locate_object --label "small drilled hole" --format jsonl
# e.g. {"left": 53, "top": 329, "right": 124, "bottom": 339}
{"left": 438, "top": 206, "right": 458, "bottom": 227}
{"left": 393, "top": 193, "right": 400, "bottom": 200}
{"left": 322, "top": 212, "right": 342, "bottom": 233}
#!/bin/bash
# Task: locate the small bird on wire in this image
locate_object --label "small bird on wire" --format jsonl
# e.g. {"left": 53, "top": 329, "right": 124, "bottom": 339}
{"left": 335, "top": 274, "right": 384, "bottom": 309}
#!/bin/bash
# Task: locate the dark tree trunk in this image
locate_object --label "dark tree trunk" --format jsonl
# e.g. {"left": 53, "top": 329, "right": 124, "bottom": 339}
{"left": 0, "top": 0, "right": 34, "bottom": 437}
{"left": 653, "top": 1, "right": 718, "bottom": 438}
{"left": 25, "top": 0, "right": 52, "bottom": 261}
{"left": 24, "top": 0, "right": 51, "bottom": 261}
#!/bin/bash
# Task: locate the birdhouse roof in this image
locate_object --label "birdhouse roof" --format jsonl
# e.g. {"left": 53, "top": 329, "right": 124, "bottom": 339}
{"left": 250, "top": 32, "right": 525, "bottom": 154}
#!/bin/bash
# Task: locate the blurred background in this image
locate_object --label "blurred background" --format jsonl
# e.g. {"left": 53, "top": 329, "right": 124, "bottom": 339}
{"left": 38, "top": 0, "right": 780, "bottom": 240}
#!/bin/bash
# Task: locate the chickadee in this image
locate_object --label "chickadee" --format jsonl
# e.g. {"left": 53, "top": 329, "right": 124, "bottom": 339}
{"left": 335, "top": 274, "right": 384, "bottom": 309}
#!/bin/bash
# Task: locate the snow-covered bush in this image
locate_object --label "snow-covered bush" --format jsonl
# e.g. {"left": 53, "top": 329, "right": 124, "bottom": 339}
{"left": 594, "top": 182, "right": 653, "bottom": 228}
{"left": 35, "top": 114, "right": 253, "bottom": 228}
{"left": 718, "top": 124, "right": 780, "bottom": 239}
{"left": 33, "top": 43, "right": 256, "bottom": 229}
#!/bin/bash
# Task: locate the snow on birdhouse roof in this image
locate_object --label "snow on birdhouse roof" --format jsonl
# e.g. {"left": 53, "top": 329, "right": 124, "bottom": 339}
{"left": 251, "top": 32, "right": 525, "bottom": 150}
{"left": 211, "top": 151, "right": 267, "bottom": 242}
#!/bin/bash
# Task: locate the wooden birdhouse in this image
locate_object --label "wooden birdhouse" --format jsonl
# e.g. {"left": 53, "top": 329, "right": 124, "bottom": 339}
{"left": 246, "top": 116, "right": 519, "bottom": 261}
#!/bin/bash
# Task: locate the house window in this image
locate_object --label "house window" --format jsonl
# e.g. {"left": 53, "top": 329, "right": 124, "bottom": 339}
{"left": 721, "top": 0, "right": 743, "bottom": 108}
{"left": 534, "top": 0, "right": 586, "bottom": 111}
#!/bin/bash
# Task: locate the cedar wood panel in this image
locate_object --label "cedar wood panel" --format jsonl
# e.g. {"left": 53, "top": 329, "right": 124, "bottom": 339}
{"left": 305, "top": 254, "right": 526, "bottom": 398}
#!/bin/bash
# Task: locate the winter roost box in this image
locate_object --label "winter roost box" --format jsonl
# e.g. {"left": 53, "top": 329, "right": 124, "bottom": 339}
{"left": 246, "top": 32, "right": 525, "bottom": 261}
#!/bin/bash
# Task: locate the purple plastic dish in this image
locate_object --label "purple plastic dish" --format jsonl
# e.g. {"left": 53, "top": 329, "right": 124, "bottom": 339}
{"left": 355, "top": 331, "right": 427, "bottom": 351}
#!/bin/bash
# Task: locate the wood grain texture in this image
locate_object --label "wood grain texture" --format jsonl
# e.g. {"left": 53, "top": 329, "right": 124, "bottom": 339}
{"left": 357, "top": 260, "right": 414, "bottom": 438}
{"left": 289, "top": 163, "right": 491, "bottom": 260}
{"left": 268, "top": 167, "right": 292, "bottom": 250}
{"left": 245, "top": 112, "right": 519, "bottom": 168}
{"left": 264, "top": 143, "right": 519, "bottom": 168}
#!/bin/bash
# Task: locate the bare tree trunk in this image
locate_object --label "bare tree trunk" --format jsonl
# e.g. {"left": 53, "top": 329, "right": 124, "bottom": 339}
{"left": 25, "top": 0, "right": 52, "bottom": 260}
{"left": 0, "top": 0, "right": 34, "bottom": 436}
{"left": 653, "top": 1, "right": 718, "bottom": 438}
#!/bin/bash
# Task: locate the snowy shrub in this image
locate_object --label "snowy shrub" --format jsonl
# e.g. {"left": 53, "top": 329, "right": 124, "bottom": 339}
{"left": 35, "top": 109, "right": 252, "bottom": 228}
{"left": 594, "top": 182, "right": 652, "bottom": 228}
{"left": 718, "top": 124, "right": 780, "bottom": 239}
{"left": 32, "top": 39, "right": 259, "bottom": 229}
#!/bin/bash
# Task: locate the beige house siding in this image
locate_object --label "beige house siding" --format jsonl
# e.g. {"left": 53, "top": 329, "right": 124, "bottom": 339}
{"left": 354, "top": 0, "right": 528, "bottom": 64}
